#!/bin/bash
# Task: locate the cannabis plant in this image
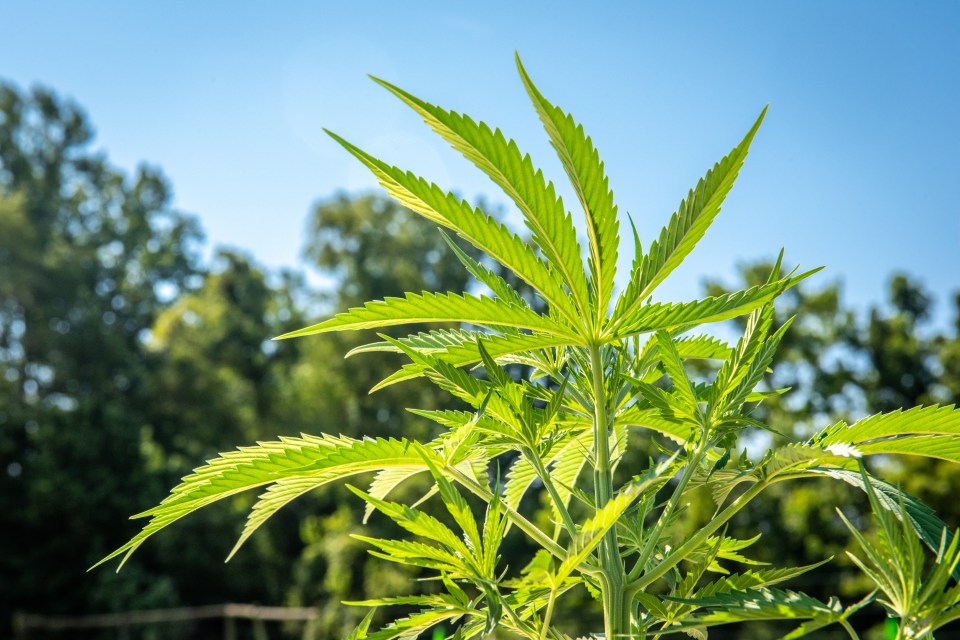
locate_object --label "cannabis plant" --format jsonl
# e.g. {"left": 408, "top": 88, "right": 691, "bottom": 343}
{"left": 838, "top": 467, "right": 960, "bottom": 639}
{"left": 100, "top": 56, "right": 960, "bottom": 639}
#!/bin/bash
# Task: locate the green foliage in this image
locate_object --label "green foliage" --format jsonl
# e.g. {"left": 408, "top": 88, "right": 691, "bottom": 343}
{"left": 838, "top": 468, "right": 960, "bottom": 639}
{"left": 0, "top": 83, "right": 208, "bottom": 626}
{"left": 100, "top": 56, "right": 960, "bottom": 640}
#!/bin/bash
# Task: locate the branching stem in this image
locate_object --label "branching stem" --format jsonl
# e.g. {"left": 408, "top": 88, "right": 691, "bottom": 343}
{"left": 526, "top": 449, "right": 579, "bottom": 540}
{"left": 589, "top": 344, "right": 630, "bottom": 639}
{"left": 627, "top": 441, "right": 709, "bottom": 582}
{"left": 444, "top": 465, "right": 568, "bottom": 561}
{"left": 628, "top": 479, "right": 768, "bottom": 593}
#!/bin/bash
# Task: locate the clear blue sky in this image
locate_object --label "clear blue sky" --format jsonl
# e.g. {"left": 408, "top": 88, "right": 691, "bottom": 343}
{"left": 2, "top": 1, "right": 958, "bottom": 323}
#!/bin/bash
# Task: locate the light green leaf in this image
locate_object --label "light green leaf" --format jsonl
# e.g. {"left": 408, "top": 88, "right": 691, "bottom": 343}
{"left": 721, "top": 316, "right": 794, "bottom": 415}
{"left": 346, "top": 608, "right": 377, "bottom": 640}
{"left": 516, "top": 54, "right": 619, "bottom": 322}
{"left": 817, "top": 404, "right": 960, "bottom": 445}
{"left": 673, "top": 335, "right": 733, "bottom": 361}
{"left": 364, "top": 467, "right": 426, "bottom": 523}
{"left": 440, "top": 230, "right": 529, "bottom": 308}
{"left": 364, "top": 607, "right": 471, "bottom": 640}
{"left": 548, "top": 430, "right": 594, "bottom": 530}
{"left": 857, "top": 434, "right": 960, "bottom": 463}
{"left": 616, "top": 405, "right": 693, "bottom": 444}
{"left": 345, "top": 592, "right": 469, "bottom": 609}
{"left": 665, "top": 587, "right": 847, "bottom": 635}
{"left": 557, "top": 463, "right": 670, "bottom": 579}
{"left": 708, "top": 305, "right": 773, "bottom": 410}
{"left": 94, "top": 436, "right": 440, "bottom": 569}
{"left": 799, "top": 466, "right": 951, "bottom": 561}
{"left": 371, "top": 76, "right": 592, "bottom": 322}
{"left": 277, "top": 290, "right": 578, "bottom": 340}
{"left": 503, "top": 454, "right": 538, "bottom": 511}
{"left": 614, "top": 107, "right": 767, "bottom": 323}
{"left": 656, "top": 331, "right": 700, "bottom": 418}
{"left": 370, "top": 330, "right": 572, "bottom": 390}
{"left": 420, "top": 456, "right": 484, "bottom": 557}
{"left": 324, "top": 130, "right": 583, "bottom": 328}
{"left": 693, "top": 561, "right": 832, "bottom": 599}
{"left": 353, "top": 535, "right": 467, "bottom": 573}
{"left": 557, "top": 484, "right": 643, "bottom": 580}
{"left": 347, "top": 485, "right": 474, "bottom": 561}
{"left": 348, "top": 328, "right": 479, "bottom": 357}
{"left": 229, "top": 477, "right": 327, "bottom": 561}
{"left": 608, "top": 271, "right": 818, "bottom": 341}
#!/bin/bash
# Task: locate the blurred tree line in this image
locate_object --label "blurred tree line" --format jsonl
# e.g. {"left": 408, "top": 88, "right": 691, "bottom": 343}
{"left": 1, "top": 83, "right": 958, "bottom": 639}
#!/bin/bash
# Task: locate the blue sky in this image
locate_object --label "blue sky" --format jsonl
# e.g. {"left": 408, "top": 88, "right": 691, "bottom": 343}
{"left": 2, "top": 1, "right": 958, "bottom": 323}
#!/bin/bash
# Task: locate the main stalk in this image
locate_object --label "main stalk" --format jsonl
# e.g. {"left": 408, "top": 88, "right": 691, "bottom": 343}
{"left": 589, "top": 345, "right": 631, "bottom": 639}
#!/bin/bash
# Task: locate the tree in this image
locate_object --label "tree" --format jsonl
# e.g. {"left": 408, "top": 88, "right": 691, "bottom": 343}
{"left": 0, "top": 83, "right": 204, "bottom": 628}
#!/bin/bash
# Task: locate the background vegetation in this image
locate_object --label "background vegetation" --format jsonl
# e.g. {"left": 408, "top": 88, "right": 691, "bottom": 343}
{"left": 2, "top": 84, "right": 958, "bottom": 639}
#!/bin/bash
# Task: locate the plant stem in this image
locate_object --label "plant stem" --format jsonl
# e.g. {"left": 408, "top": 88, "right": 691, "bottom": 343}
{"left": 495, "top": 584, "right": 541, "bottom": 639}
{"left": 589, "top": 344, "right": 630, "bottom": 639}
{"left": 540, "top": 585, "right": 557, "bottom": 640}
{"left": 629, "top": 479, "right": 768, "bottom": 593}
{"left": 627, "top": 442, "right": 706, "bottom": 582}
{"left": 840, "top": 619, "right": 861, "bottom": 640}
{"left": 445, "top": 465, "right": 570, "bottom": 562}
{"left": 527, "top": 449, "right": 579, "bottom": 540}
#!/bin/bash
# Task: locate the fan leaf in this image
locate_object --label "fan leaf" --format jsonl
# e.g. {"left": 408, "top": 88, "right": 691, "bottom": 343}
{"left": 371, "top": 76, "right": 592, "bottom": 324}
{"left": 516, "top": 54, "right": 619, "bottom": 324}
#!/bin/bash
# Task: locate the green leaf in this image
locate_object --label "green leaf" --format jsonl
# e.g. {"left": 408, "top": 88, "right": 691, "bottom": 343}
{"left": 608, "top": 271, "right": 818, "bottom": 341}
{"left": 857, "top": 434, "right": 960, "bottom": 463}
{"left": 616, "top": 405, "right": 693, "bottom": 444}
{"left": 440, "top": 230, "right": 529, "bottom": 308}
{"left": 346, "top": 593, "right": 468, "bottom": 609}
{"left": 353, "top": 536, "right": 468, "bottom": 573}
{"left": 480, "top": 484, "right": 508, "bottom": 577}
{"left": 693, "top": 561, "right": 832, "bottom": 599}
{"left": 347, "top": 608, "right": 378, "bottom": 640}
{"left": 709, "top": 305, "right": 773, "bottom": 409}
{"left": 614, "top": 107, "right": 767, "bottom": 322}
{"left": 348, "top": 328, "right": 480, "bottom": 356}
{"left": 347, "top": 485, "right": 474, "bottom": 561}
{"left": 93, "top": 436, "right": 440, "bottom": 569}
{"left": 503, "top": 454, "right": 538, "bottom": 511}
{"left": 557, "top": 484, "right": 643, "bottom": 580}
{"left": 656, "top": 330, "right": 700, "bottom": 418}
{"left": 277, "top": 290, "right": 578, "bottom": 340}
{"left": 557, "top": 461, "right": 670, "bottom": 579}
{"left": 364, "top": 467, "right": 426, "bottom": 523}
{"left": 685, "top": 534, "right": 767, "bottom": 573}
{"left": 548, "top": 431, "right": 594, "bottom": 530}
{"left": 364, "top": 607, "right": 470, "bottom": 640}
{"left": 516, "top": 54, "right": 619, "bottom": 322}
{"left": 324, "top": 130, "right": 584, "bottom": 328}
{"left": 666, "top": 587, "right": 848, "bottom": 635}
{"left": 721, "top": 316, "right": 794, "bottom": 415}
{"left": 229, "top": 477, "right": 328, "bottom": 561}
{"left": 476, "top": 339, "right": 514, "bottom": 390}
{"left": 653, "top": 561, "right": 832, "bottom": 634}
{"left": 673, "top": 335, "right": 733, "bottom": 361}
{"left": 817, "top": 404, "right": 960, "bottom": 446}
{"left": 370, "top": 330, "right": 572, "bottom": 390}
{"left": 371, "top": 76, "right": 592, "bottom": 322}
{"left": 420, "top": 456, "right": 484, "bottom": 558}
{"left": 802, "top": 466, "right": 952, "bottom": 562}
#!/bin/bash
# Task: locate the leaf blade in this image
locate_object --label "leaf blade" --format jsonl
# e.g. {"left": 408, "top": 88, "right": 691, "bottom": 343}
{"left": 516, "top": 54, "right": 619, "bottom": 322}
{"left": 370, "top": 76, "right": 592, "bottom": 323}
